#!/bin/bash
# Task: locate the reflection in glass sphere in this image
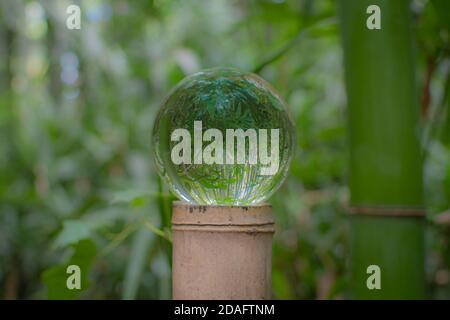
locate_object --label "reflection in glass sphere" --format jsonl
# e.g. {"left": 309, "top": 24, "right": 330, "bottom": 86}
{"left": 152, "top": 68, "right": 295, "bottom": 205}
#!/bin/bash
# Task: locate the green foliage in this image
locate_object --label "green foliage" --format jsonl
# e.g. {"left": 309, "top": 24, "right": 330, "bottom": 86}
{"left": 42, "top": 240, "right": 96, "bottom": 300}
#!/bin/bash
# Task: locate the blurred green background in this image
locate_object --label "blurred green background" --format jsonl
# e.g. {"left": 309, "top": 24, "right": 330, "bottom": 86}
{"left": 0, "top": 0, "right": 449, "bottom": 299}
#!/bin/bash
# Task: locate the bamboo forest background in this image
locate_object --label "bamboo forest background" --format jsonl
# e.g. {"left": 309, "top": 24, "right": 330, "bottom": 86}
{"left": 0, "top": 0, "right": 449, "bottom": 299}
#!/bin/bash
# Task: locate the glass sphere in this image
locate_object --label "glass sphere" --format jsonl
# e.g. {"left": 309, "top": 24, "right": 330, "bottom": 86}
{"left": 152, "top": 68, "right": 295, "bottom": 205}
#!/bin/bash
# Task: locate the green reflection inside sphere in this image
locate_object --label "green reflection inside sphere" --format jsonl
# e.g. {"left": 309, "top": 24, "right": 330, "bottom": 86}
{"left": 152, "top": 68, "right": 295, "bottom": 205}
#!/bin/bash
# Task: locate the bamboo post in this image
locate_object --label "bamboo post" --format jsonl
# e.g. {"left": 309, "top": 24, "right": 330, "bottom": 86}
{"left": 171, "top": 201, "right": 274, "bottom": 300}
{"left": 338, "top": 0, "right": 425, "bottom": 298}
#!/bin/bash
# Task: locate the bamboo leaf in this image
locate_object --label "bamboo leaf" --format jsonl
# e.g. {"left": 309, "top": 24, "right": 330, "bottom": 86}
{"left": 42, "top": 239, "right": 96, "bottom": 300}
{"left": 122, "top": 228, "right": 154, "bottom": 300}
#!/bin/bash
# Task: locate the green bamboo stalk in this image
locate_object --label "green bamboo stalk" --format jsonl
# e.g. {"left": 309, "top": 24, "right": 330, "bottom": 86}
{"left": 338, "top": 0, "right": 425, "bottom": 299}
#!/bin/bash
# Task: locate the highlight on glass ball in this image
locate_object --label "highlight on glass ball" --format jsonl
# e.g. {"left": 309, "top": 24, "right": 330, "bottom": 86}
{"left": 152, "top": 68, "right": 295, "bottom": 205}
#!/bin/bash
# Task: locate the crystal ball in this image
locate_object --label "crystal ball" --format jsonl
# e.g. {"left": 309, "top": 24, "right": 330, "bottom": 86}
{"left": 152, "top": 68, "right": 295, "bottom": 205}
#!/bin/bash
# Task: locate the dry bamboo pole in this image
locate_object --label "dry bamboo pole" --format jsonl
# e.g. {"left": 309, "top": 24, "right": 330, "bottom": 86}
{"left": 171, "top": 201, "right": 274, "bottom": 300}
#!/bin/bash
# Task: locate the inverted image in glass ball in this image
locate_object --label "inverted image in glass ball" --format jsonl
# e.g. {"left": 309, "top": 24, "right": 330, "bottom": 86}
{"left": 152, "top": 68, "right": 295, "bottom": 205}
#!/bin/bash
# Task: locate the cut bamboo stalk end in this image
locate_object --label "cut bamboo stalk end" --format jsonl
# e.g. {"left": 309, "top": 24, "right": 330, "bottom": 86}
{"left": 172, "top": 201, "right": 275, "bottom": 300}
